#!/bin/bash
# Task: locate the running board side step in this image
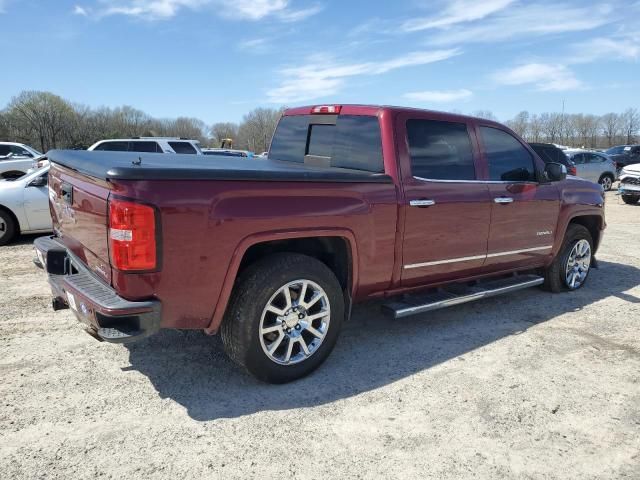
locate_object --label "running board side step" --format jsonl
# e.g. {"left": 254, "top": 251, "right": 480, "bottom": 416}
{"left": 381, "top": 274, "right": 544, "bottom": 319}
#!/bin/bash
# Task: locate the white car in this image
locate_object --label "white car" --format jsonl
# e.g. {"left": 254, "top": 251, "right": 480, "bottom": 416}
{"left": 618, "top": 163, "right": 640, "bottom": 205}
{"left": 0, "top": 166, "right": 51, "bottom": 246}
{"left": 88, "top": 137, "right": 203, "bottom": 155}
{"left": 0, "top": 142, "right": 43, "bottom": 179}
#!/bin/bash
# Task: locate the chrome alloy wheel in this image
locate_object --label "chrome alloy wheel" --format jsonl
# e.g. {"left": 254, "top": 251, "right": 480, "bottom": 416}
{"left": 259, "top": 279, "right": 331, "bottom": 365}
{"left": 565, "top": 239, "right": 591, "bottom": 289}
{"left": 600, "top": 176, "right": 613, "bottom": 191}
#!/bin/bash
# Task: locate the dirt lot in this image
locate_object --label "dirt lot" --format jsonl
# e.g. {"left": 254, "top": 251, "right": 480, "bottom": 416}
{"left": 1, "top": 190, "right": 638, "bottom": 479}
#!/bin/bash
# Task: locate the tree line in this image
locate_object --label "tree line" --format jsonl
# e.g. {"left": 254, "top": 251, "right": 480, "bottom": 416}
{"left": 0, "top": 91, "right": 283, "bottom": 153}
{"left": 1, "top": 90, "right": 638, "bottom": 154}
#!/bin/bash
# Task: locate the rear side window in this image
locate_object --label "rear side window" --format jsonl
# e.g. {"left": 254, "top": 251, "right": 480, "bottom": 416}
{"left": 169, "top": 142, "right": 197, "bottom": 154}
{"left": 130, "top": 141, "right": 162, "bottom": 153}
{"left": 95, "top": 141, "right": 129, "bottom": 152}
{"left": 481, "top": 127, "right": 536, "bottom": 182}
{"left": 0, "top": 145, "right": 11, "bottom": 156}
{"left": 269, "top": 115, "right": 384, "bottom": 172}
{"left": 406, "top": 119, "right": 476, "bottom": 180}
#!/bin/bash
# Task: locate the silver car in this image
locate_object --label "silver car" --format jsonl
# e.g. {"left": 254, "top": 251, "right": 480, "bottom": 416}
{"left": 0, "top": 166, "right": 52, "bottom": 246}
{"left": 564, "top": 150, "right": 617, "bottom": 191}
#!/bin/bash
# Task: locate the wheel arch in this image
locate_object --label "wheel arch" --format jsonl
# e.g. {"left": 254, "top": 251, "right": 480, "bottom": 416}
{"left": 567, "top": 214, "right": 603, "bottom": 252}
{"left": 0, "top": 204, "right": 20, "bottom": 235}
{"left": 206, "top": 229, "right": 359, "bottom": 334}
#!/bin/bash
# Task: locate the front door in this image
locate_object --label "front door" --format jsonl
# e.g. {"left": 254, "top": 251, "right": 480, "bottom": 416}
{"left": 477, "top": 125, "right": 560, "bottom": 269}
{"left": 23, "top": 173, "right": 51, "bottom": 231}
{"left": 398, "top": 116, "right": 491, "bottom": 287}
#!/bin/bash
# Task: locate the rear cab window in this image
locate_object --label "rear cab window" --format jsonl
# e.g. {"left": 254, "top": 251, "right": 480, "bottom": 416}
{"left": 269, "top": 114, "right": 384, "bottom": 172}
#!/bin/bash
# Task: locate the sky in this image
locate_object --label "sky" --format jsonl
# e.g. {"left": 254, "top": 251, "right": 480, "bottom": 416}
{"left": 1, "top": 0, "right": 639, "bottom": 123}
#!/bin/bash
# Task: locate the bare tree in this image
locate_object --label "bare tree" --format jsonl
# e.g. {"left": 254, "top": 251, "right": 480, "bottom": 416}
{"left": 622, "top": 108, "right": 639, "bottom": 144}
{"left": 237, "top": 107, "right": 284, "bottom": 153}
{"left": 601, "top": 113, "right": 621, "bottom": 147}
{"left": 210, "top": 122, "right": 239, "bottom": 146}
{"left": 506, "top": 111, "right": 529, "bottom": 138}
{"left": 471, "top": 110, "right": 497, "bottom": 121}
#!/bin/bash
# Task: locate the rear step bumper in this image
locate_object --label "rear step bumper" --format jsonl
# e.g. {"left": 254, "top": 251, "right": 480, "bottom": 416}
{"left": 33, "top": 236, "right": 161, "bottom": 343}
{"left": 382, "top": 274, "right": 544, "bottom": 319}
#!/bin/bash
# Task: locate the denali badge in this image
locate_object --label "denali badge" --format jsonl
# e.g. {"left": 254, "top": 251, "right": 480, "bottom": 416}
{"left": 537, "top": 230, "right": 553, "bottom": 236}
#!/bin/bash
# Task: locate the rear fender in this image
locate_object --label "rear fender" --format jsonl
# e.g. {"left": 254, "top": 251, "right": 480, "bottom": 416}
{"left": 205, "top": 228, "right": 358, "bottom": 334}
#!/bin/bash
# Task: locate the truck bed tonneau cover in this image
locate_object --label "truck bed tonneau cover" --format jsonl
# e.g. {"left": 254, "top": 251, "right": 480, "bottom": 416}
{"left": 47, "top": 150, "right": 392, "bottom": 183}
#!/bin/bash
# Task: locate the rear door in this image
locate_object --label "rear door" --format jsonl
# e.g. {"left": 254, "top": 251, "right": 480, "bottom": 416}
{"left": 478, "top": 126, "right": 559, "bottom": 269}
{"left": 398, "top": 115, "right": 491, "bottom": 287}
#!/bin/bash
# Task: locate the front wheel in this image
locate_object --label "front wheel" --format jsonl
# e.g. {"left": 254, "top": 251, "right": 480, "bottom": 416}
{"left": 0, "top": 210, "right": 17, "bottom": 246}
{"left": 598, "top": 174, "right": 614, "bottom": 191}
{"left": 622, "top": 194, "right": 640, "bottom": 205}
{"left": 221, "top": 253, "right": 344, "bottom": 383}
{"left": 542, "top": 224, "right": 593, "bottom": 293}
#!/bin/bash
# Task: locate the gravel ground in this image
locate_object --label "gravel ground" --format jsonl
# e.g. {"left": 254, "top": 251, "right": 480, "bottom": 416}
{"left": 1, "top": 190, "right": 639, "bottom": 479}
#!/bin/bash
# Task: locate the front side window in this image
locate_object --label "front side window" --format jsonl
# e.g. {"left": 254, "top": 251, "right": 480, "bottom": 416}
{"left": 406, "top": 119, "right": 476, "bottom": 180}
{"left": 0, "top": 145, "right": 11, "bottom": 157}
{"left": 10, "top": 145, "right": 31, "bottom": 157}
{"left": 481, "top": 127, "right": 536, "bottom": 182}
{"left": 168, "top": 142, "right": 197, "bottom": 154}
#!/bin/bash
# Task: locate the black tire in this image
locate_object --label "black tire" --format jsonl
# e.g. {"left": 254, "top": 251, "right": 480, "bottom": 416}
{"left": 542, "top": 224, "right": 593, "bottom": 293}
{"left": 622, "top": 194, "right": 640, "bottom": 205}
{"left": 0, "top": 171, "right": 26, "bottom": 180}
{"left": 0, "top": 209, "right": 17, "bottom": 246}
{"left": 598, "top": 173, "right": 614, "bottom": 191}
{"left": 221, "top": 253, "right": 344, "bottom": 383}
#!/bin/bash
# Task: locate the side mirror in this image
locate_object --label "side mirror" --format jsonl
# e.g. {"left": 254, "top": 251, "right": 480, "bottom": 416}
{"left": 28, "top": 175, "right": 47, "bottom": 188}
{"left": 544, "top": 162, "right": 567, "bottom": 182}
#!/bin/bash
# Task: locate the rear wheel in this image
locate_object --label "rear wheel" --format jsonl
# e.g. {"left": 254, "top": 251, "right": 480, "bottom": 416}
{"left": 622, "top": 194, "right": 640, "bottom": 205}
{"left": 0, "top": 210, "right": 17, "bottom": 246}
{"left": 598, "top": 174, "right": 614, "bottom": 191}
{"left": 542, "top": 224, "right": 593, "bottom": 293}
{"left": 221, "top": 253, "right": 344, "bottom": 383}
{"left": 0, "top": 171, "right": 25, "bottom": 180}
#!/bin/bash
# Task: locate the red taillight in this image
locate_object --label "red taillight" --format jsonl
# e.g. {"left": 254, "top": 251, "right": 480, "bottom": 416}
{"left": 569, "top": 166, "right": 577, "bottom": 176}
{"left": 311, "top": 105, "right": 342, "bottom": 114}
{"left": 108, "top": 199, "right": 157, "bottom": 271}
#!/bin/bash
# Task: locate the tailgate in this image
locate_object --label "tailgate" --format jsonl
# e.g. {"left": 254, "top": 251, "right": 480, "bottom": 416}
{"left": 48, "top": 162, "right": 113, "bottom": 285}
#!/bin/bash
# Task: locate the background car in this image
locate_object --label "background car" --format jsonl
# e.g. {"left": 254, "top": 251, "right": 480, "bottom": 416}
{"left": 202, "top": 148, "right": 254, "bottom": 157}
{"left": 564, "top": 149, "right": 617, "bottom": 190}
{"left": 88, "top": 137, "right": 203, "bottom": 155}
{"left": 0, "top": 142, "right": 43, "bottom": 179}
{"left": 528, "top": 142, "right": 577, "bottom": 176}
{"left": 0, "top": 165, "right": 51, "bottom": 246}
{"left": 607, "top": 145, "right": 640, "bottom": 171}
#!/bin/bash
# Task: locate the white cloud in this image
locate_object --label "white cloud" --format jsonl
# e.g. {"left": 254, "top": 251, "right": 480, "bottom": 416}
{"left": 492, "top": 63, "right": 583, "bottom": 91}
{"left": 423, "top": 3, "right": 616, "bottom": 46}
{"left": 77, "top": 0, "right": 320, "bottom": 21}
{"left": 267, "top": 49, "right": 461, "bottom": 103}
{"left": 277, "top": 4, "right": 322, "bottom": 22}
{"left": 569, "top": 34, "right": 640, "bottom": 63}
{"left": 402, "top": 0, "right": 514, "bottom": 32}
{"left": 404, "top": 89, "right": 473, "bottom": 103}
{"left": 73, "top": 5, "right": 89, "bottom": 16}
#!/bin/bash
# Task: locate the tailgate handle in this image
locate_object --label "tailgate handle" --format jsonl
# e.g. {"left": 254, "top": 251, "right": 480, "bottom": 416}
{"left": 61, "top": 182, "right": 73, "bottom": 205}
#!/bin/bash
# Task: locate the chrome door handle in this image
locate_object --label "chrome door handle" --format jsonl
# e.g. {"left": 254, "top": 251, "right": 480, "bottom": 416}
{"left": 410, "top": 199, "right": 436, "bottom": 207}
{"left": 494, "top": 197, "right": 514, "bottom": 204}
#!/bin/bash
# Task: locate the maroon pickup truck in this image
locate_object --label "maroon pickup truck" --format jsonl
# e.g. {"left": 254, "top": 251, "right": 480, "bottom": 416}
{"left": 34, "top": 105, "right": 605, "bottom": 383}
